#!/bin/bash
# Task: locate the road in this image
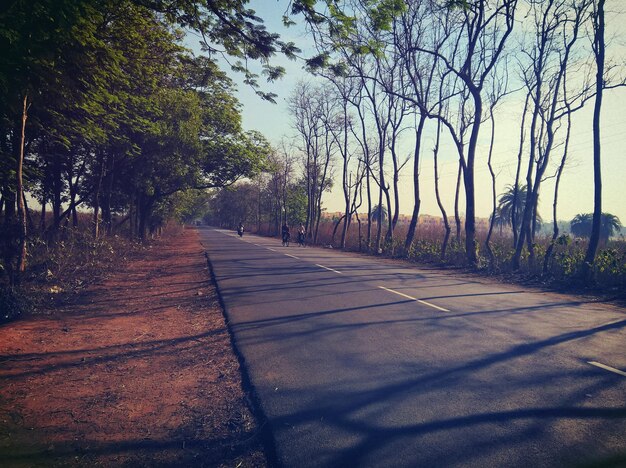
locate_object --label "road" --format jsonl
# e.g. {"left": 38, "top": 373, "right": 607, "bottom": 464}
{"left": 199, "top": 227, "right": 626, "bottom": 468}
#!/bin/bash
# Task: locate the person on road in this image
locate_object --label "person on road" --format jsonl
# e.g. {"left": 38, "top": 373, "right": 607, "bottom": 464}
{"left": 237, "top": 222, "right": 244, "bottom": 237}
{"left": 297, "top": 224, "right": 306, "bottom": 247}
{"left": 281, "top": 223, "right": 290, "bottom": 246}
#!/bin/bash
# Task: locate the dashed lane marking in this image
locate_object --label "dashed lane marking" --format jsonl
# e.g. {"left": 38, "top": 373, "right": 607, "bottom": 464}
{"left": 378, "top": 286, "right": 450, "bottom": 312}
{"left": 587, "top": 361, "right": 626, "bottom": 377}
{"left": 315, "top": 264, "right": 343, "bottom": 275}
{"left": 285, "top": 254, "right": 300, "bottom": 259}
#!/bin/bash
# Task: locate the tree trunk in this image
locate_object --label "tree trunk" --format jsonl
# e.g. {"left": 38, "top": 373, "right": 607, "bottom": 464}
{"left": 102, "top": 153, "right": 115, "bottom": 236}
{"left": 332, "top": 214, "right": 346, "bottom": 244}
{"left": 390, "top": 132, "right": 400, "bottom": 235}
{"left": 404, "top": 115, "right": 426, "bottom": 252}
{"left": 340, "top": 100, "right": 350, "bottom": 249}
{"left": 383, "top": 182, "right": 393, "bottom": 250}
{"left": 543, "top": 113, "right": 571, "bottom": 274}
{"left": 137, "top": 195, "right": 155, "bottom": 241}
{"left": 583, "top": 0, "right": 605, "bottom": 281}
{"left": 375, "top": 138, "right": 385, "bottom": 254}
{"left": 512, "top": 93, "right": 530, "bottom": 247}
{"left": 15, "top": 94, "right": 29, "bottom": 285}
{"left": 39, "top": 194, "right": 47, "bottom": 232}
{"left": 432, "top": 118, "right": 451, "bottom": 261}
{"left": 93, "top": 153, "right": 105, "bottom": 239}
{"left": 51, "top": 150, "right": 63, "bottom": 232}
{"left": 463, "top": 90, "right": 482, "bottom": 267}
{"left": 484, "top": 108, "right": 497, "bottom": 269}
{"left": 454, "top": 161, "right": 462, "bottom": 243}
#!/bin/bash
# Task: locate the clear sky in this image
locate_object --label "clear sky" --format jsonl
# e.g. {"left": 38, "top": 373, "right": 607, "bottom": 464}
{"left": 190, "top": 0, "right": 626, "bottom": 225}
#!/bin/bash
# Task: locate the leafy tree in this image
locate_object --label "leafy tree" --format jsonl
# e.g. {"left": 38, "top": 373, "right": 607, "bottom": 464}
{"left": 369, "top": 204, "right": 388, "bottom": 225}
{"left": 0, "top": 0, "right": 116, "bottom": 285}
{"left": 136, "top": 0, "right": 300, "bottom": 101}
{"left": 208, "top": 183, "right": 259, "bottom": 229}
{"left": 286, "top": 180, "right": 308, "bottom": 225}
{"left": 570, "top": 212, "right": 621, "bottom": 245}
{"left": 496, "top": 185, "right": 542, "bottom": 236}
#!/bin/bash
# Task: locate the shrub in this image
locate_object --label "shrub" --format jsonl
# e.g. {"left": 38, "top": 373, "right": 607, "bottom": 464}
{"left": 0, "top": 288, "right": 33, "bottom": 322}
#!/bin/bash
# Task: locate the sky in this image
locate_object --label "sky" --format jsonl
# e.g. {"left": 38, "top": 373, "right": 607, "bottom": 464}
{"left": 188, "top": 0, "right": 626, "bottom": 225}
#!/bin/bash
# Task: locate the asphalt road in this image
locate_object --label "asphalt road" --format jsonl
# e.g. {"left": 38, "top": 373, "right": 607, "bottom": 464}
{"left": 199, "top": 227, "right": 626, "bottom": 468}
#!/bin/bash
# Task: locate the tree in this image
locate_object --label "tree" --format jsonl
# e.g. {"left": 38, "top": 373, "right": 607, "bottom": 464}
{"left": 0, "top": 0, "right": 116, "bottom": 286}
{"left": 570, "top": 212, "right": 621, "bottom": 245}
{"left": 512, "top": 0, "right": 591, "bottom": 270}
{"left": 289, "top": 82, "right": 335, "bottom": 242}
{"left": 496, "top": 185, "right": 543, "bottom": 236}
{"left": 583, "top": 0, "right": 606, "bottom": 279}
{"left": 369, "top": 204, "right": 388, "bottom": 225}
{"left": 137, "top": 0, "right": 300, "bottom": 101}
{"left": 412, "top": 0, "right": 518, "bottom": 267}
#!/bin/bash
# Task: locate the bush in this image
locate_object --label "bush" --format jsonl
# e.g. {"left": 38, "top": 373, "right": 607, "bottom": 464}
{"left": 0, "top": 288, "right": 33, "bottom": 322}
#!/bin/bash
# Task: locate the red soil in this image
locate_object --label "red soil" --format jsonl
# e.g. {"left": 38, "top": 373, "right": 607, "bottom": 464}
{"left": 0, "top": 228, "right": 266, "bottom": 467}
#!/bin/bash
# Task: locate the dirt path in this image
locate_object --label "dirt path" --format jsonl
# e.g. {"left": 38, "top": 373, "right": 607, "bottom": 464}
{"left": 0, "top": 228, "right": 267, "bottom": 467}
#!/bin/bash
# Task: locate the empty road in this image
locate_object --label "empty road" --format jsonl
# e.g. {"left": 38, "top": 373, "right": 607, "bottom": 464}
{"left": 200, "top": 227, "right": 626, "bottom": 468}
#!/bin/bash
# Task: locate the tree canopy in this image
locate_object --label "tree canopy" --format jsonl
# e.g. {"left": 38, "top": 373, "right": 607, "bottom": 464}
{"left": 0, "top": 0, "right": 277, "bottom": 286}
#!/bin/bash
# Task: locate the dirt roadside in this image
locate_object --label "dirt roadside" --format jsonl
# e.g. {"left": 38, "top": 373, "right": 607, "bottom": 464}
{"left": 0, "top": 228, "right": 267, "bottom": 467}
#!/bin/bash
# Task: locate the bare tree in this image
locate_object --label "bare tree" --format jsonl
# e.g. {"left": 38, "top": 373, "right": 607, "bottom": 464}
{"left": 289, "top": 82, "right": 335, "bottom": 242}
{"left": 512, "top": 0, "right": 591, "bottom": 270}
{"left": 394, "top": 1, "right": 441, "bottom": 252}
{"left": 411, "top": 0, "right": 518, "bottom": 266}
{"left": 348, "top": 84, "right": 375, "bottom": 250}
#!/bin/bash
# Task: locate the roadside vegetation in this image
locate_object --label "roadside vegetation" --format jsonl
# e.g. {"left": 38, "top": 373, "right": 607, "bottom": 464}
{"left": 205, "top": 0, "right": 625, "bottom": 295}
{"left": 0, "top": 0, "right": 287, "bottom": 320}
{"left": 205, "top": 179, "right": 625, "bottom": 295}
{"left": 3, "top": 1, "right": 624, "bottom": 314}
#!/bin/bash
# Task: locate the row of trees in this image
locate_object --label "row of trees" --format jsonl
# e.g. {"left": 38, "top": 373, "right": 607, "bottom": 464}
{"left": 261, "top": 0, "right": 622, "bottom": 276}
{"left": 1, "top": 0, "right": 314, "bottom": 287}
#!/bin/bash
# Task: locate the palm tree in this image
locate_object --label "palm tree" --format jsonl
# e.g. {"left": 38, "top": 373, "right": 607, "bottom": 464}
{"left": 497, "top": 184, "right": 526, "bottom": 229}
{"left": 570, "top": 212, "right": 622, "bottom": 245}
{"left": 369, "top": 204, "right": 387, "bottom": 225}
{"left": 496, "top": 185, "right": 542, "bottom": 237}
{"left": 489, "top": 206, "right": 509, "bottom": 235}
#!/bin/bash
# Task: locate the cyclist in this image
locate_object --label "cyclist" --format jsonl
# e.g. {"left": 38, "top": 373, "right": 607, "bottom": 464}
{"left": 297, "top": 224, "right": 306, "bottom": 247}
{"left": 281, "top": 223, "right": 291, "bottom": 246}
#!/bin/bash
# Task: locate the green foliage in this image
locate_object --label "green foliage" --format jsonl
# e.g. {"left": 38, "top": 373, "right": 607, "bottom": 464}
{"left": 495, "top": 185, "right": 542, "bottom": 234}
{"left": 0, "top": 288, "right": 33, "bottom": 322}
{"left": 594, "top": 249, "right": 623, "bottom": 275}
{"left": 0, "top": 0, "right": 278, "bottom": 251}
{"left": 570, "top": 212, "right": 622, "bottom": 243}
{"left": 557, "top": 234, "right": 571, "bottom": 246}
{"left": 367, "top": 0, "right": 407, "bottom": 32}
{"left": 138, "top": 0, "right": 301, "bottom": 91}
{"left": 306, "top": 53, "right": 331, "bottom": 71}
{"left": 156, "top": 190, "right": 212, "bottom": 224}
{"left": 446, "top": 0, "right": 471, "bottom": 10}
{"left": 286, "top": 181, "right": 308, "bottom": 224}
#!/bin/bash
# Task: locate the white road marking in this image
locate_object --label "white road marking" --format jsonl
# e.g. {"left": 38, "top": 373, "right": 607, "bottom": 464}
{"left": 285, "top": 254, "right": 300, "bottom": 259}
{"left": 587, "top": 361, "right": 626, "bottom": 377}
{"left": 268, "top": 248, "right": 276, "bottom": 252}
{"left": 378, "top": 286, "right": 415, "bottom": 300}
{"left": 378, "top": 286, "right": 450, "bottom": 312}
{"left": 253, "top": 243, "right": 260, "bottom": 246}
{"left": 315, "top": 264, "right": 343, "bottom": 274}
